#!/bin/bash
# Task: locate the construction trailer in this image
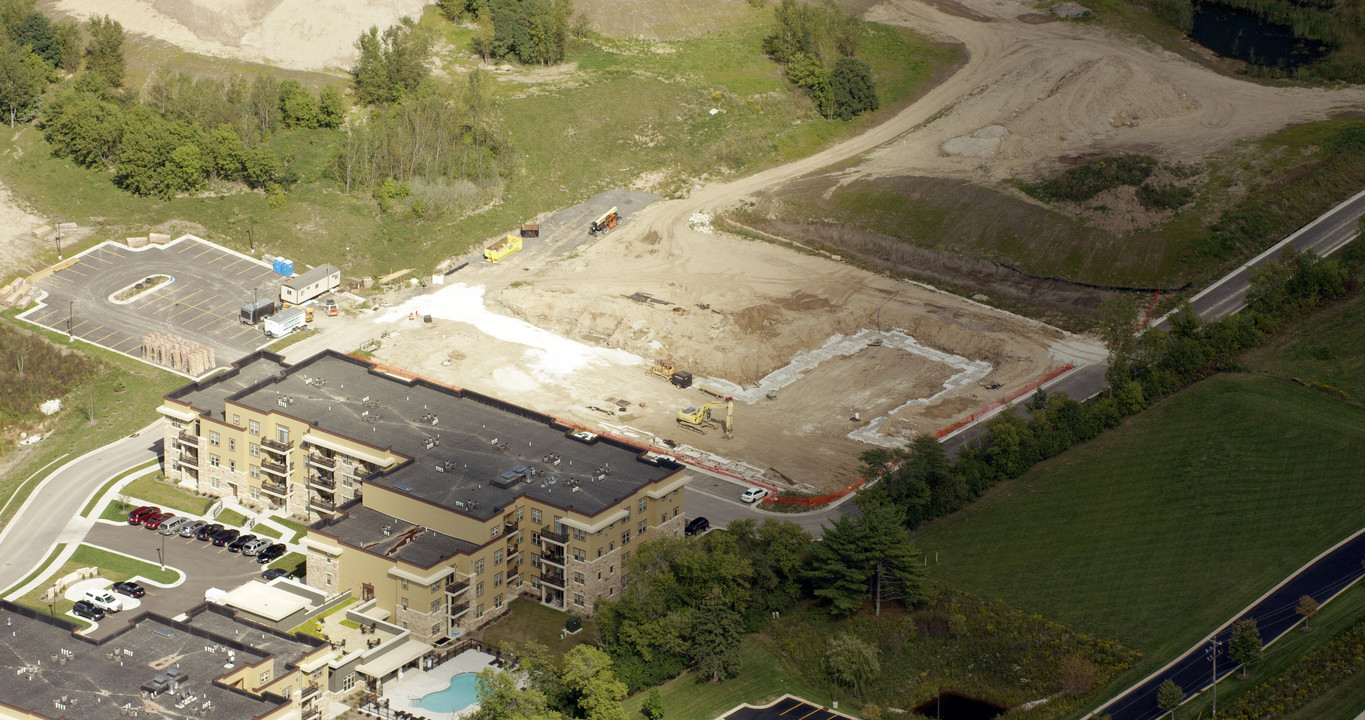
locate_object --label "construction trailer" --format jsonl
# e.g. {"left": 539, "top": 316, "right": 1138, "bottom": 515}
{"left": 280, "top": 264, "right": 341, "bottom": 305}
{"left": 485, "top": 234, "right": 522, "bottom": 263}
{"left": 263, "top": 306, "right": 308, "bottom": 338}
{"left": 589, "top": 207, "right": 620, "bottom": 235}
{"left": 239, "top": 297, "right": 277, "bottom": 325}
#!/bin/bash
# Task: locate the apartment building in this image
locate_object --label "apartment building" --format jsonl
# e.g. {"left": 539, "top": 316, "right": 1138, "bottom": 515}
{"left": 159, "top": 350, "right": 690, "bottom": 643}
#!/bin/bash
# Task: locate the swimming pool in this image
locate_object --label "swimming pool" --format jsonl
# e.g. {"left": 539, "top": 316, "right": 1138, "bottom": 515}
{"left": 416, "top": 672, "right": 480, "bottom": 714}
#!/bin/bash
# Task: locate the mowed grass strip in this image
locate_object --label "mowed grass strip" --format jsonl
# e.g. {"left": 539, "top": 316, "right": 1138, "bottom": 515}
{"left": 916, "top": 374, "right": 1365, "bottom": 670}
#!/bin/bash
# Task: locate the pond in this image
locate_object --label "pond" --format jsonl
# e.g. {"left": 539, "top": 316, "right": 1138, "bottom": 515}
{"left": 911, "top": 692, "right": 1006, "bottom": 720}
{"left": 1189, "top": 3, "right": 1329, "bottom": 69}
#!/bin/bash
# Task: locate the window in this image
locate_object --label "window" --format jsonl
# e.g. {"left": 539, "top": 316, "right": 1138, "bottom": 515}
{"left": 431, "top": 623, "right": 442, "bottom": 637}
{"left": 429, "top": 580, "right": 440, "bottom": 593}
{"left": 475, "top": 582, "right": 484, "bottom": 597}
{"left": 401, "top": 579, "right": 409, "bottom": 590}
{"left": 249, "top": 419, "right": 260, "bottom": 435}
{"left": 401, "top": 597, "right": 408, "bottom": 610}
{"left": 531, "top": 509, "right": 542, "bottom": 524}
{"left": 638, "top": 498, "right": 647, "bottom": 513}
{"left": 475, "top": 559, "right": 484, "bottom": 575}
{"left": 211, "top": 477, "right": 219, "bottom": 489}
{"left": 494, "top": 549, "right": 504, "bottom": 565}
{"left": 597, "top": 571, "right": 602, "bottom": 581}
{"left": 494, "top": 572, "right": 502, "bottom": 588}
{"left": 476, "top": 604, "right": 484, "bottom": 618}
{"left": 228, "top": 438, "right": 235, "bottom": 452}
{"left": 229, "top": 460, "right": 236, "bottom": 472}
{"left": 661, "top": 513, "right": 667, "bottom": 524}
{"left": 283, "top": 687, "right": 291, "bottom": 700}
{"left": 673, "top": 507, "right": 679, "bottom": 518}
{"left": 531, "top": 554, "right": 541, "bottom": 568}
{"left": 275, "top": 425, "right": 289, "bottom": 443}
{"left": 596, "top": 547, "right": 602, "bottom": 559}
{"left": 209, "top": 431, "right": 220, "bottom": 447}
{"left": 609, "top": 564, "right": 615, "bottom": 575}
{"left": 233, "top": 414, "right": 240, "bottom": 425}
{"left": 573, "top": 548, "right": 586, "bottom": 561}
{"left": 260, "top": 671, "right": 270, "bottom": 683}
{"left": 249, "top": 486, "right": 258, "bottom": 499}
{"left": 516, "top": 507, "right": 524, "bottom": 522}
{"left": 609, "top": 586, "right": 614, "bottom": 595}
{"left": 608, "top": 541, "right": 615, "bottom": 552}
{"left": 342, "top": 672, "right": 357, "bottom": 691}
{"left": 210, "top": 455, "right": 220, "bottom": 467}
{"left": 431, "top": 599, "right": 440, "bottom": 613}
{"left": 638, "top": 520, "right": 647, "bottom": 535}
{"left": 573, "top": 528, "right": 586, "bottom": 541}
{"left": 250, "top": 465, "right": 259, "bottom": 478}
{"left": 249, "top": 443, "right": 259, "bottom": 457}
{"left": 362, "top": 583, "right": 374, "bottom": 601}
{"left": 573, "top": 571, "right": 585, "bottom": 584}
{"left": 491, "top": 525, "right": 502, "bottom": 539}
{"left": 623, "top": 551, "right": 630, "bottom": 563}
{"left": 574, "top": 593, "right": 585, "bottom": 606}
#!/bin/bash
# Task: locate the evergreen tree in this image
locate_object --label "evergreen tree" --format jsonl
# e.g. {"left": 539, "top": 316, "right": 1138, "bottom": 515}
{"left": 806, "top": 497, "right": 926, "bottom": 616}
{"left": 84, "top": 15, "right": 124, "bottom": 87}
{"left": 688, "top": 591, "right": 742, "bottom": 682}
{"left": 785, "top": 52, "right": 832, "bottom": 118}
{"left": 13, "top": 11, "right": 56, "bottom": 66}
{"left": 829, "top": 56, "right": 877, "bottom": 120}
{"left": 352, "top": 26, "right": 388, "bottom": 105}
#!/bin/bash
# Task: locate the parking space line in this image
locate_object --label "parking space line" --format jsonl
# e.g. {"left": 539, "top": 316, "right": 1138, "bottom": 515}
{"left": 796, "top": 708, "right": 822, "bottom": 720}
{"left": 191, "top": 247, "right": 215, "bottom": 259}
{"left": 91, "top": 330, "right": 119, "bottom": 344}
{"left": 61, "top": 267, "right": 87, "bottom": 277}
{"left": 778, "top": 703, "right": 805, "bottom": 716}
{"left": 68, "top": 320, "right": 92, "bottom": 333}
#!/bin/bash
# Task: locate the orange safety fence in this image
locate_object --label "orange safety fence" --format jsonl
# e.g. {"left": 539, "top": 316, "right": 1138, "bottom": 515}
{"left": 932, "top": 363, "right": 1075, "bottom": 440}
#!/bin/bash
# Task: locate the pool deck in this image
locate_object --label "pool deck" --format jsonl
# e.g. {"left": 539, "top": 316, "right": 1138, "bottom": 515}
{"left": 383, "top": 649, "right": 497, "bottom": 719}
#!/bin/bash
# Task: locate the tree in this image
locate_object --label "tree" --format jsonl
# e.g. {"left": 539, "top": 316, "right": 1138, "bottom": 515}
{"left": 13, "top": 11, "right": 57, "bottom": 66}
{"left": 1228, "top": 618, "right": 1262, "bottom": 678}
{"left": 351, "top": 18, "right": 431, "bottom": 104}
{"left": 241, "top": 146, "right": 282, "bottom": 189}
{"left": 471, "top": 668, "right": 562, "bottom": 720}
{"left": 829, "top": 56, "right": 877, "bottom": 120}
{"left": 279, "top": 79, "right": 321, "bottom": 128}
{"left": 1296, "top": 594, "right": 1319, "bottom": 631}
{"left": 806, "top": 496, "right": 927, "bottom": 616}
{"left": 558, "top": 646, "right": 628, "bottom": 720}
{"left": 163, "top": 142, "right": 207, "bottom": 198}
{"left": 318, "top": 84, "right": 345, "bottom": 128}
{"left": 688, "top": 591, "right": 742, "bottom": 682}
{"left": 641, "top": 689, "right": 664, "bottom": 720}
{"left": 825, "top": 632, "right": 879, "bottom": 698}
{"left": 84, "top": 15, "right": 125, "bottom": 87}
{"left": 785, "top": 52, "right": 832, "bottom": 118}
{"left": 1156, "top": 679, "right": 1185, "bottom": 718}
{"left": 352, "top": 27, "right": 387, "bottom": 104}
{"left": 51, "top": 19, "right": 80, "bottom": 72}
{"left": 202, "top": 124, "right": 246, "bottom": 180}
{"left": 472, "top": 5, "right": 496, "bottom": 60}
{"left": 0, "top": 41, "right": 43, "bottom": 126}
{"left": 42, "top": 88, "right": 124, "bottom": 167}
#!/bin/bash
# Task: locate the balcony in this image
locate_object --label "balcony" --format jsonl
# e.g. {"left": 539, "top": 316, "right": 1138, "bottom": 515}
{"left": 449, "top": 601, "right": 471, "bottom": 617}
{"left": 261, "top": 459, "right": 288, "bottom": 476}
{"left": 307, "top": 453, "right": 335, "bottom": 469}
{"left": 308, "top": 474, "right": 336, "bottom": 490}
{"left": 179, "top": 451, "right": 199, "bottom": 467}
{"left": 302, "top": 683, "right": 322, "bottom": 700}
{"left": 446, "top": 578, "right": 470, "bottom": 595}
{"left": 309, "top": 497, "right": 336, "bottom": 512}
{"left": 261, "top": 480, "right": 288, "bottom": 497}
{"left": 539, "top": 527, "right": 567, "bottom": 545}
{"left": 303, "top": 709, "right": 322, "bottom": 720}
{"left": 541, "top": 551, "right": 565, "bottom": 568}
{"left": 261, "top": 437, "right": 292, "bottom": 452}
{"left": 175, "top": 430, "right": 198, "bottom": 446}
{"left": 506, "top": 572, "right": 521, "bottom": 586}
{"left": 540, "top": 570, "right": 565, "bottom": 588}
{"left": 353, "top": 465, "right": 373, "bottom": 480}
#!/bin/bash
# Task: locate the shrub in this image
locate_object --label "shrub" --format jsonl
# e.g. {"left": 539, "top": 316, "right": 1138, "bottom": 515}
{"left": 1025, "top": 155, "right": 1157, "bottom": 203}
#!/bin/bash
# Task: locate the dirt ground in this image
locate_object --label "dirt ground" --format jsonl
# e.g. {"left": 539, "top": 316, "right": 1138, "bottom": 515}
{"left": 44, "top": 0, "right": 430, "bottom": 71}
{"left": 0, "top": 176, "right": 52, "bottom": 283}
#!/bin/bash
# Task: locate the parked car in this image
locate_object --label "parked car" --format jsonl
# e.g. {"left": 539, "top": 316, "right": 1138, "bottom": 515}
{"left": 196, "top": 523, "right": 224, "bottom": 541}
{"left": 211, "top": 528, "right": 240, "bottom": 547}
{"left": 180, "top": 519, "right": 208, "bottom": 538}
{"left": 71, "top": 600, "right": 104, "bottom": 621}
{"left": 143, "top": 512, "right": 173, "bottom": 530}
{"left": 227, "top": 534, "right": 258, "bottom": 553}
{"left": 684, "top": 517, "right": 711, "bottom": 536}
{"left": 158, "top": 516, "right": 190, "bottom": 536}
{"left": 256, "top": 543, "right": 287, "bottom": 564}
{"left": 241, "top": 538, "right": 271, "bottom": 557}
{"left": 82, "top": 589, "right": 123, "bottom": 613}
{"left": 261, "top": 568, "right": 291, "bottom": 581}
{"left": 112, "top": 581, "right": 145, "bottom": 598}
{"left": 127, "top": 505, "right": 159, "bottom": 525}
{"left": 740, "top": 487, "right": 770, "bottom": 503}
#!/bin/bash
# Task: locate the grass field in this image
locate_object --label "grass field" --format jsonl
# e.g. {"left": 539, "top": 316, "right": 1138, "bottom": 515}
{"left": 479, "top": 598, "right": 599, "bottom": 659}
{"left": 1243, "top": 289, "right": 1365, "bottom": 403}
{"left": 269, "top": 551, "right": 306, "bottom": 577}
{"left": 216, "top": 509, "right": 248, "bottom": 527}
{"left": 914, "top": 374, "right": 1365, "bottom": 696}
{"left": 269, "top": 516, "right": 309, "bottom": 542}
{"left": 621, "top": 638, "right": 831, "bottom": 720}
{"left": 124, "top": 475, "right": 214, "bottom": 516}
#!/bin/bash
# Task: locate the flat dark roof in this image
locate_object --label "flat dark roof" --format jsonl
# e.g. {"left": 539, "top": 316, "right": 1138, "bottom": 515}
{"left": 169, "top": 350, "right": 288, "bottom": 423}
{"left": 0, "top": 602, "right": 296, "bottom": 720}
{"left": 168, "top": 350, "right": 683, "bottom": 523}
{"left": 319, "top": 504, "right": 481, "bottom": 567}
{"left": 182, "top": 604, "right": 323, "bottom": 674}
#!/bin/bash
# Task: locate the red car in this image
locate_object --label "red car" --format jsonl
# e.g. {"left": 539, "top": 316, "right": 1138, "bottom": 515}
{"left": 127, "top": 505, "right": 160, "bottom": 525}
{"left": 143, "top": 512, "right": 174, "bottom": 530}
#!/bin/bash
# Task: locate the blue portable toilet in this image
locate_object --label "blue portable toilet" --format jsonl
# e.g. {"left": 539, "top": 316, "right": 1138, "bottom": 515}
{"left": 273, "top": 258, "right": 294, "bottom": 276}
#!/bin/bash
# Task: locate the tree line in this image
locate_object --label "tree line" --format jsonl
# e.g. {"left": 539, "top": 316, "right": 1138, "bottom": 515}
{"left": 862, "top": 245, "right": 1359, "bottom": 533}
{"left": 438, "top": 0, "right": 581, "bottom": 65}
{"left": 0, "top": 2, "right": 120, "bottom": 127}
{"left": 764, "top": 0, "right": 879, "bottom": 120}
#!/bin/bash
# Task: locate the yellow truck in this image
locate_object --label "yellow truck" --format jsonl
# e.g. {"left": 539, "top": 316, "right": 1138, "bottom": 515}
{"left": 484, "top": 234, "right": 522, "bottom": 263}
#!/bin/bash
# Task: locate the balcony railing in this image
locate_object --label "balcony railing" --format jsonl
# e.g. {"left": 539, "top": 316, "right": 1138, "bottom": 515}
{"left": 446, "top": 578, "right": 470, "bottom": 594}
{"left": 308, "top": 475, "right": 336, "bottom": 490}
{"left": 541, "top": 551, "right": 565, "bottom": 568}
{"left": 307, "top": 453, "right": 336, "bottom": 469}
{"left": 449, "top": 601, "right": 471, "bottom": 616}
{"left": 261, "top": 459, "right": 288, "bottom": 475}
{"left": 260, "top": 481, "right": 288, "bottom": 497}
{"left": 309, "top": 497, "right": 336, "bottom": 512}
{"left": 176, "top": 430, "right": 198, "bottom": 446}
{"left": 179, "top": 452, "right": 199, "bottom": 466}
{"left": 261, "top": 437, "right": 293, "bottom": 452}
{"left": 303, "top": 709, "right": 322, "bottom": 720}
{"left": 506, "top": 572, "right": 521, "bottom": 586}
{"left": 540, "top": 570, "right": 565, "bottom": 588}
{"left": 302, "top": 683, "right": 322, "bottom": 699}
{"left": 539, "top": 527, "right": 567, "bottom": 545}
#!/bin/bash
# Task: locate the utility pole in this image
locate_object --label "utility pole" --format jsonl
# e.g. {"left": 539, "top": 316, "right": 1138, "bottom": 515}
{"left": 248, "top": 216, "right": 254, "bottom": 251}
{"left": 67, "top": 300, "right": 73, "bottom": 342}
{"left": 55, "top": 220, "right": 63, "bottom": 260}
{"left": 1207, "top": 637, "right": 1222, "bottom": 717}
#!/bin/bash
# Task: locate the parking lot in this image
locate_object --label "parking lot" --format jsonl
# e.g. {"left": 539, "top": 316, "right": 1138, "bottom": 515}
{"left": 20, "top": 236, "right": 283, "bottom": 374}
{"left": 81, "top": 522, "right": 282, "bottom": 639}
{"left": 719, "top": 696, "right": 853, "bottom": 720}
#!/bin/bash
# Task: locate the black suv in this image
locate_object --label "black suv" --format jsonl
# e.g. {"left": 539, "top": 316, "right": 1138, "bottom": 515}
{"left": 211, "top": 528, "right": 240, "bottom": 547}
{"left": 72, "top": 600, "right": 105, "bottom": 621}
{"left": 197, "top": 523, "right": 224, "bottom": 541}
{"left": 685, "top": 517, "right": 710, "bottom": 536}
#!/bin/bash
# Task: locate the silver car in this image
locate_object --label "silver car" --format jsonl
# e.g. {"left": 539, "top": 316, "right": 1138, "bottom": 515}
{"left": 241, "top": 538, "right": 272, "bottom": 557}
{"left": 180, "top": 519, "right": 208, "bottom": 538}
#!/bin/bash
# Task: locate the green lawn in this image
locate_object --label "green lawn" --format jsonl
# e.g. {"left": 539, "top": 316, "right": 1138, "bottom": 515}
{"left": 1243, "top": 288, "right": 1365, "bottom": 403}
{"left": 124, "top": 475, "right": 213, "bottom": 516}
{"left": 289, "top": 596, "right": 356, "bottom": 638}
{"left": 216, "top": 509, "right": 247, "bottom": 527}
{"left": 82, "top": 460, "right": 160, "bottom": 517}
{"left": 252, "top": 524, "right": 282, "bottom": 539}
{"left": 269, "top": 551, "right": 306, "bottom": 577}
{"left": 12, "top": 543, "right": 180, "bottom": 620}
{"left": 479, "top": 598, "right": 598, "bottom": 659}
{"left": 915, "top": 374, "right": 1365, "bottom": 697}
{"left": 621, "top": 638, "right": 831, "bottom": 720}
{"left": 269, "top": 515, "right": 309, "bottom": 542}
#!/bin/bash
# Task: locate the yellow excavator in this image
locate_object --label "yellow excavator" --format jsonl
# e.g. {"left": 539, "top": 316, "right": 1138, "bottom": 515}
{"left": 676, "top": 397, "right": 734, "bottom": 438}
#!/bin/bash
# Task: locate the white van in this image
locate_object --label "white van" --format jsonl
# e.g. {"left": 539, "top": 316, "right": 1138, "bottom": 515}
{"left": 158, "top": 516, "right": 191, "bottom": 536}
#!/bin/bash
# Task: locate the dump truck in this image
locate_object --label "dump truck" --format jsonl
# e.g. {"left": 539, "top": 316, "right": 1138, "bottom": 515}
{"left": 589, "top": 207, "right": 620, "bottom": 236}
{"left": 239, "top": 298, "right": 276, "bottom": 325}
{"left": 263, "top": 306, "right": 307, "bottom": 338}
{"left": 485, "top": 234, "right": 522, "bottom": 263}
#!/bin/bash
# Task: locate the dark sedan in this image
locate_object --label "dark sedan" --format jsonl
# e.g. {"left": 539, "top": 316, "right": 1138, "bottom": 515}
{"left": 112, "top": 581, "right": 145, "bottom": 598}
{"left": 196, "top": 523, "right": 224, "bottom": 541}
{"left": 227, "top": 534, "right": 258, "bottom": 553}
{"left": 256, "top": 543, "right": 287, "bottom": 564}
{"left": 211, "top": 528, "right": 240, "bottom": 547}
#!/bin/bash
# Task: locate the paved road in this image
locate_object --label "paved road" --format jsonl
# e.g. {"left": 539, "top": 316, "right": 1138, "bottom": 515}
{"left": 0, "top": 420, "right": 164, "bottom": 594}
{"left": 1093, "top": 529, "right": 1365, "bottom": 720}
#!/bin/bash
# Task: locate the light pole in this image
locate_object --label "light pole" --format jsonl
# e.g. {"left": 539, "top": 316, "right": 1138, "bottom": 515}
{"left": 55, "top": 219, "right": 64, "bottom": 260}
{"left": 158, "top": 533, "right": 166, "bottom": 571}
{"left": 67, "top": 301, "right": 73, "bottom": 342}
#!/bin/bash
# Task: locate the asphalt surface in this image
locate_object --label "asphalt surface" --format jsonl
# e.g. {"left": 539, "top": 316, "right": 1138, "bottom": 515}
{"left": 0, "top": 421, "right": 163, "bottom": 594}
{"left": 1094, "top": 529, "right": 1365, "bottom": 720}
{"left": 20, "top": 237, "right": 282, "bottom": 369}
{"left": 721, "top": 695, "right": 853, "bottom": 720}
